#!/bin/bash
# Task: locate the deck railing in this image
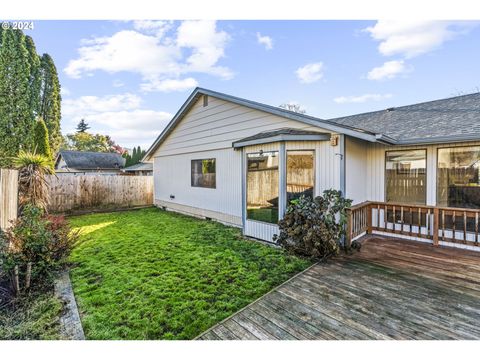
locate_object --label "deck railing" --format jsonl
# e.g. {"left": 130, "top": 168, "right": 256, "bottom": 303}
{"left": 345, "top": 201, "right": 480, "bottom": 248}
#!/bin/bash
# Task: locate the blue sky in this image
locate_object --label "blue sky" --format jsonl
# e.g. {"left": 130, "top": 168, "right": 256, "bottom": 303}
{"left": 25, "top": 20, "right": 480, "bottom": 149}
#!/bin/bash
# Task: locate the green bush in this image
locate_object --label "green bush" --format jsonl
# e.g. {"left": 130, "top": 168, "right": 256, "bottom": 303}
{"left": 274, "top": 190, "right": 352, "bottom": 259}
{"left": 0, "top": 205, "right": 78, "bottom": 295}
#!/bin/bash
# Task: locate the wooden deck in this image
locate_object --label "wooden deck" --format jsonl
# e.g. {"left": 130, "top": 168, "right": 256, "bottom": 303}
{"left": 197, "top": 236, "right": 480, "bottom": 340}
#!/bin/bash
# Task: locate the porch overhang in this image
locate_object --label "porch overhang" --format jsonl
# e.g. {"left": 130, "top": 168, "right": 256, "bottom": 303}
{"left": 232, "top": 128, "right": 330, "bottom": 149}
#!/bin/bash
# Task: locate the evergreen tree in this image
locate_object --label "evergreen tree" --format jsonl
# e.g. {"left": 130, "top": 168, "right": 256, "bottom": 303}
{"left": 25, "top": 35, "right": 41, "bottom": 119}
{"left": 33, "top": 117, "right": 53, "bottom": 165}
{"left": 131, "top": 147, "right": 137, "bottom": 164}
{"left": 76, "top": 118, "right": 90, "bottom": 133}
{"left": 39, "top": 53, "right": 62, "bottom": 155}
{"left": 0, "top": 29, "right": 33, "bottom": 167}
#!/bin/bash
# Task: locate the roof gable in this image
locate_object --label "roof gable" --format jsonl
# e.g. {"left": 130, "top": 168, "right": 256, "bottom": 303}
{"left": 143, "top": 88, "right": 384, "bottom": 160}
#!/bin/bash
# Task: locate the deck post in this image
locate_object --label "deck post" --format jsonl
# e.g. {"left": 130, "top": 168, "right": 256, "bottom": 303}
{"left": 345, "top": 208, "right": 352, "bottom": 248}
{"left": 433, "top": 207, "right": 439, "bottom": 246}
{"left": 367, "top": 204, "right": 372, "bottom": 234}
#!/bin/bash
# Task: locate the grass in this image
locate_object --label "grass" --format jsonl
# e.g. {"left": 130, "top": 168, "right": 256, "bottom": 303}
{"left": 0, "top": 292, "right": 63, "bottom": 340}
{"left": 247, "top": 207, "right": 279, "bottom": 224}
{"left": 68, "top": 208, "right": 311, "bottom": 340}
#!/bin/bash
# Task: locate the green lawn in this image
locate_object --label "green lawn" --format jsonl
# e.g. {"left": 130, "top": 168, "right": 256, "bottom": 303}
{"left": 0, "top": 293, "right": 63, "bottom": 340}
{"left": 68, "top": 208, "right": 311, "bottom": 340}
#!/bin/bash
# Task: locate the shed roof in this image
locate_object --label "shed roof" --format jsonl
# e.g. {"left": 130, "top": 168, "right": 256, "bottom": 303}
{"left": 122, "top": 162, "right": 153, "bottom": 172}
{"left": 56, "top": 151, "right": 126, "bottom": 170}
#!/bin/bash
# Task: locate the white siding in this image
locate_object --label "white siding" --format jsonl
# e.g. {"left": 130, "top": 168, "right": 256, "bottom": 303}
{"left": 359, "top": 140, "right": 480, "bottom": 206}
{"left": 345, "top": 137, "right": 368, "bottom": 204}
{"left": 154, "top": 148, "right": 243, "bottom": 227}
{"left": 152, "top": 96, "right": 333, "bottom": 157}
{"left": 286, "top": 140, "right": 340, "bottom": 195}
{"left": 152, "top": 95, "right": 342, "bottom": 241}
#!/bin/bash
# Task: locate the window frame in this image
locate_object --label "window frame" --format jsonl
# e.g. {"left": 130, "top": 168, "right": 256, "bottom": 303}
{"left": 436, "top": 145, "right": 480, "bottom": 208}
{"left": 384, "top": 148, "right": 427, "bottom": 205}
{"left": 286, "top": 149, "right": 316, "bottom": 203}
{"left": 246, "top": 151, "right": 280, "bottom": 224}
{"left": 191, "top": 158, "right": 216, "bottom": 189}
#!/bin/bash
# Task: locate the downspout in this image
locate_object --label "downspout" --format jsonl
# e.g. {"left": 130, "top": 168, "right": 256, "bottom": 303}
{"left": 241, "top": 148, "right": 246, "bottom": 235}
{"left": 279, "top": 142, "right": 287, "bottom": 219}
{"left": 339, "top": 134, "right": 347, "bottom": 248}
{"left": 339, "top": 134, "right": 346, "bottom": 196}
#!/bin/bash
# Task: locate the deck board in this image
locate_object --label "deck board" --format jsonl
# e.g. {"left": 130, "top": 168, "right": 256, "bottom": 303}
{"left": 198, "top": 236, "right": 480, "bottom": 340}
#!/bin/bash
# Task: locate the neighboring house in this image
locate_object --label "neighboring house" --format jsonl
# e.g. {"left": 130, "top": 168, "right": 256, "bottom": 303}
{"left": 122, "top": 162, "right": 153, "bottom": 176}
{"left": 144, "top": 87, "right": 480, "bottom": 250}
{"left": 55, "top": 150, "right": 126, "bottom": 174}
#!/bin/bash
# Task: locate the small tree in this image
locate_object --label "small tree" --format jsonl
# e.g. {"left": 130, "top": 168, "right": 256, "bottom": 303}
{"left": 33, "top": 118, "right": 52, "bottom": 166}
{"left": 14, "top": 150, "right": 54, "bottom": 212}
{"left": 76, "top": 118, "right": 90, "bottom": 133}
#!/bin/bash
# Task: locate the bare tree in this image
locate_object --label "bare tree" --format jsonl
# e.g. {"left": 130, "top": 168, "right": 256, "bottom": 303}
{"left": 279, "top": 102, "right": 306, "bottom": 114}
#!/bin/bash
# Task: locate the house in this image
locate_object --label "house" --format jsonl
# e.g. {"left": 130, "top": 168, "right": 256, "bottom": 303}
{"left": 144, "top": 88, "right": 480, "bottom": 251}
{"left": 55, "top": 150, "right": 126, "bottom": 174}
{"left": 122, "top": 162, "right": 153, "bottom": 176}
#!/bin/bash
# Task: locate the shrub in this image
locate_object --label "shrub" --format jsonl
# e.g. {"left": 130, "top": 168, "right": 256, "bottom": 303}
{"left": 0, "top": 205, "right": 78, "bottom": 297}
{"left": 274, "top": 190, "right": 352, "bottom": 259}
{"left": 14, "top": 150, "right": 54, "bottom": 212}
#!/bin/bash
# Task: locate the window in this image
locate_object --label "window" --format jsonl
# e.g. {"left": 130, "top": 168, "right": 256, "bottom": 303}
{"left": 385, "top": 150, "right": 426, "bottom": 205}
{"left": 437, "top": 146, "right": 480, "bottom": 208}
{"left": 287, "top": 150, "right": 314, "bottom": 203}
{"left": 247, "top": 151, "right": 279, "bottom": 224}
{"left": 191, "top": 159, "right": 216, "bottom": 188}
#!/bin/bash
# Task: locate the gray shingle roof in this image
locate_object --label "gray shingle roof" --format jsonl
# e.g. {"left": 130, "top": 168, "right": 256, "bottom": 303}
{"left": 57, "top": 151, "right": 126, "bottom": 170}
{"left": 123, "top": 162, "right": 153, "bottom": 172}
{"left": 327, "top": 93, "right": 480, "bottom": 144}
{"left": 233, "top": 128, "right": 330, "bottom": 148}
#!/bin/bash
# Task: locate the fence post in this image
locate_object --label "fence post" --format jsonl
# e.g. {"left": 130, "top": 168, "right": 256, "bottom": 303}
{"left": 433, "top": 207, "right": 439, "bottom": 246}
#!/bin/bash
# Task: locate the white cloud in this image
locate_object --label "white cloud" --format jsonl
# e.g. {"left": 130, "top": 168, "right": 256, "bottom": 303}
{"left": 140, "top": 77, "right": 198, "bottom": 92}
{"left": 176, "top": 20, "right": 233, "bottom": 79}
{"left": 367, "top": 60, "right": 410, "bottom": 81}
{"left": 60, "top": 87, "right": 71, "bottom": 97}
{"left": 364, "top": 20, "right": 476, "bottom": 58}
{"left": 295, "top": 62, "right": 324, "bottom": 84}
{"left": 61, "top": 93, "right": 172, "bottom": 148}
{"left": 112, "top": 79, "right": 125, "bottom": 88}
{"left": 62, "top": 93, "right": 142, "bottom": 116}
{"left": 256, "top": 32, "right": 273, "bottom": 50}
{"left": 65, "top": 20, "right": 232, "bottom": 91}
{"left": 132, "top": 20, "right": 173, "bottom": 37}
{"left": 334, "top": 93, "right": 393, "bottom": 104}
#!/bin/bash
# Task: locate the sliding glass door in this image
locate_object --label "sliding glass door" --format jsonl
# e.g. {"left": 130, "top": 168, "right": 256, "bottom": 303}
{"left": 246, "top": 152, "right": 279, "bottom": 224}
{"left": 287, "top": 150, "right": 315, "bottom": 204}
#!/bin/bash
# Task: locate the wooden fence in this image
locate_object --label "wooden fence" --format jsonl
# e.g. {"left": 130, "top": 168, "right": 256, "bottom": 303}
{"left": 47, "top": 174, "right": 154, "bottom": 213}
{"left": 0, "top": 169, "right": 19, "bottom": 230}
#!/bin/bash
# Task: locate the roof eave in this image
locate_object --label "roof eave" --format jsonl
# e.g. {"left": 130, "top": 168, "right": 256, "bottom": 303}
{"left": 143, "top": 87, "right": 385, "bottom": 160}
{"left": 394, "top": 134, "right": 480, "bottom": 146}
{"left": 232, "top": 133, "right": 331, "bottom": 148}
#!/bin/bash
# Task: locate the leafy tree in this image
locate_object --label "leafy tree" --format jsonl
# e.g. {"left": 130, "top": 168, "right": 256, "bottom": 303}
{"left": 63, "top": 132, "right": 123, "bottom": 153}
{"left": 76, "top": 118, "right": 90, "bottom": 133}
{"left": 0, "top": 29, "right": 33, "bottom": 167}
{"left": 39, "top": 53, "right": 62, "bottom": 155}
{"left": 33, "top": 118, "right": 53, "bottom": 166}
